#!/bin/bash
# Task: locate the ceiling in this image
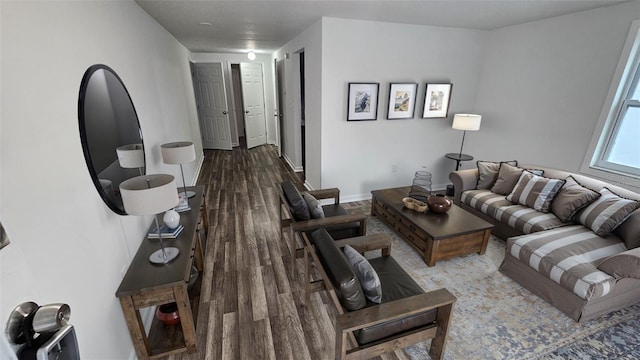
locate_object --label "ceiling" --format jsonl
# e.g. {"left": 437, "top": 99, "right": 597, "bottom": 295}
{"left": 136, "top": 0, "right": 627, "bottom": 54}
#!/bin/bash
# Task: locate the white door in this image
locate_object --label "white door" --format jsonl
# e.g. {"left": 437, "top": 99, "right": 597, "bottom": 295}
{"left": 191, "top": 62, "right": 232, "bottom": 150}
{"left": 240, "top": 62, "right": 267, "bottom": 149}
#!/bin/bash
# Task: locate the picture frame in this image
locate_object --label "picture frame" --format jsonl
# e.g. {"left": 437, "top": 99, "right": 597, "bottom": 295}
{"left": 387, "top": 83, "right": 418, "bottom": 119}
{"left": 422, "top": 83, "right": 453, "bottom": 118}
{"left": 347, "top": 82, "right": 379, "bottom": 121}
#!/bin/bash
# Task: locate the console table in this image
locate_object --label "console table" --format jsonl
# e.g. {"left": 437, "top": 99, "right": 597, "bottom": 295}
{"left": 116, "top": 186, "right": 208, "bottom": 359}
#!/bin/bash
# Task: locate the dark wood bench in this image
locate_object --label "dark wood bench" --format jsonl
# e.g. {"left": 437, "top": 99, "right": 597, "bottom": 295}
{"left": 302, "top": 229, "right": 456, "bottom": 359}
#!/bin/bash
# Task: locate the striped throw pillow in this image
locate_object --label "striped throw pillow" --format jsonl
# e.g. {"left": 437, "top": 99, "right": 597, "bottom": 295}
{"left": 506, "top": 171, "right": 565, "bottom": 213}
{"left": 577, "top": 188, "right": 640, "bottom": 237}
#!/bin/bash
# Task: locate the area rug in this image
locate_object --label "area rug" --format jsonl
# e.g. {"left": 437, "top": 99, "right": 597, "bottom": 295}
{"left": 364, "top": 216, "right": 640, "bottom": 360}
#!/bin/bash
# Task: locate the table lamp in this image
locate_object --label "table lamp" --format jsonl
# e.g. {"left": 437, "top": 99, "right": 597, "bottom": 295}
{"left": 161, "top": 141, "right": 196, "bottom": 201}
{"left": 116, "top": 144, "right": 144, "bottom": 175}
{"left": 452, "top": 114, "right": 482, "bottom": 158}
{"left": 120, "top": 174, "right": 180, "bottom": 264}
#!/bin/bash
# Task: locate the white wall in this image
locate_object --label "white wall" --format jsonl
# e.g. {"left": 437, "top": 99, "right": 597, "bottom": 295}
{"left": 189, "top": 53, "right": 277, "bottom": 147}
{"left": 273, "top": 20, "right": 323, "bottom": 183}
{"left": 0, "top": 1, "right": 200, "bottom": 358}
{"left": 320, "top": 18, "right": 487, "bottom": 199}
{"left": 473, "top": 1, "right": 640, "bottom": 191}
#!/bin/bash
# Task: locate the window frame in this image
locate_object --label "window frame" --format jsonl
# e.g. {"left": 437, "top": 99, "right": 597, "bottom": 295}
{"left": 582, "top": 19, "right": 640, "bottom": 188}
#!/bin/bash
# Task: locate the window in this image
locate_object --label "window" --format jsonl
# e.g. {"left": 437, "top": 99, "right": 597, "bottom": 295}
{"left": 589, "top": 20, "right": 640, "bottom": 178}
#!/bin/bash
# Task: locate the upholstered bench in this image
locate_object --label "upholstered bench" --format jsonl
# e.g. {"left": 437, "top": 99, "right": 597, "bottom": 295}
{"left": 303, "top": 229, "right": 456, "bottom": 359}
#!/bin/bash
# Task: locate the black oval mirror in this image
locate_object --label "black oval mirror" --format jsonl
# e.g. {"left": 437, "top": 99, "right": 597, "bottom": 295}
{"left": 78, "top": 65, "right": 145, "bottom": 215}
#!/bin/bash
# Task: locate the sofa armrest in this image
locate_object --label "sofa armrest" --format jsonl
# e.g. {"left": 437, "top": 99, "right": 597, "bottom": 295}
{"left": 291, "top": 214, "right": 367, "bottom": 233}
{"left": 308, "top": 188, "right": 340, "bottom": 204}
{"left": 336, "top": 288, "right": 456, "bottom": 332}
{"left": 598, "top": 247, "right": 640, "bottom": 279}
{"left": 449, "top": 168, "right": 479, "bottom": 205}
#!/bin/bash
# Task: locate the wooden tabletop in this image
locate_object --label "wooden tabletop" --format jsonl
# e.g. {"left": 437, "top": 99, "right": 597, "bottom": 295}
{"left": 371, "top": 186, "right": 493, "bottom": 240}
{"left": 116, "top": 186, "right": 204, "bottom": 297}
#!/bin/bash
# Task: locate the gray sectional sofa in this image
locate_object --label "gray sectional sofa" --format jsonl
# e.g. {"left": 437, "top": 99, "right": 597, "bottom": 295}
{"left": 450, "top": 163, "right": 640, "bottom": 321}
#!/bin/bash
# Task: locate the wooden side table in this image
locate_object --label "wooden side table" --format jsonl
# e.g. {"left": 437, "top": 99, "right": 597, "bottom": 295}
{"left": 116, "top": 186, "right": 208, "bottom": 359}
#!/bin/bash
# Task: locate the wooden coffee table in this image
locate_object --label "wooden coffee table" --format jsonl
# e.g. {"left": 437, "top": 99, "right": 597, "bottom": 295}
{"left": 371, "top": 187, "right": 493, "bottom": 266}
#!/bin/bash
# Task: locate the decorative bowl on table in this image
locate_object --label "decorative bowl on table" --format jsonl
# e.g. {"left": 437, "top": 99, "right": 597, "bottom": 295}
{"left": 156, "top": 303, "right": 180, "bottom": 326}
{"left": 402, "top": 197, "right": 428, "bottom": 212}
{"left": 427, "top": 194, "right": 452, "bottom": 213}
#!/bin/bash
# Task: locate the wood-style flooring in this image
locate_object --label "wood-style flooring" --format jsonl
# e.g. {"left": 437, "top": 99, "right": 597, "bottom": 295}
{"left": 171, "top": 144, "right": 411, "bottom": 360}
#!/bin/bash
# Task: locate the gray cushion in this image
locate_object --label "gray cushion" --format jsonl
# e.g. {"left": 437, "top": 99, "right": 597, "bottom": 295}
{"left": 311, "top": 229, "right": 366, "bottom": 311}
{"left": 476, "top": 160, "right": 518, "bottom": 189}
{"left": 343, "top": 245, "right": 382, "bottom": 303}
{"left": 598, "top": 247, "right": 640, "bottom": 279}
{"left": 577, "top": 188, "right": 640, "bottom": 237}
{"left": 506, "top": 171, "right": 565, "bottom": 213}
{"left": 491, "top": 163, "right": 543, "bottom": 195}
{"left": 302, "top": 192, "right": 325, "bottom": 219}
{"left": 614, "top": 210, "right": 640, "bottom": 249}
{"left": 281, "top": 181, "right": 310, "bottom": 221}
{"left": 551, "top": 176, "right": 601, "bottom": 222}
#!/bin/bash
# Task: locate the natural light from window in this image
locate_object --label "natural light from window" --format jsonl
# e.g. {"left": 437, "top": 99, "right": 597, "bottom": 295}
{"left": 592, "top": 21, "right": 640, "bottom": 178}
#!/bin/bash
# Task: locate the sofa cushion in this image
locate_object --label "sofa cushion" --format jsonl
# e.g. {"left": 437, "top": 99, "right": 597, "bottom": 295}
{"left": 614, "top": 210, "right": 640, "bottom": 249}
{"left": 476, "top": 160, "right": 518, "bottom": 189}
{"left": 577, "top": 188, "right": 640, "bottom": 237}
{"left": 302, "top": 192, "right": 325, "bottom": 219}
{"left": 491, "top": 163, "right": 544, "bottom": 196}
{"left": 282, "top": 181, "right": 310, "bottom": 221}
{"left": 506, "top": 171, "right": 565, "bottom": 213}
{"left": 311, "top": 229, "right": 366, "bottom": 311}
{"left": 551, "top": 176, "right": 601, "bottom": 222}
{"left": 354, "top": 255, "right": 436, "bottom": 345}
{"left": 461, "top": 189, "right": 512, "bottom": 218}
{"left": 598, "top": 247, "right": 640, "bottom": 279}
{"left": 507, "top": 225, "right": 627, "bottom": 300}
{"left": 494, "top": 204, "right": 567, "bottom": 234}
{"left": 343, "top": 245, "right": 382, "bottom": 303}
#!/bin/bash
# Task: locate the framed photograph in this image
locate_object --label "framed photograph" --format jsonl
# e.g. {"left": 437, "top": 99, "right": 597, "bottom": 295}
{"left": 347, "top": 83, "right": 379, "bottom": 121}
{"left": 387, "top": 83, "right": 418, "bottom": 119}
{"left": 422, "top": 83, "right": 453, "bottom": 118}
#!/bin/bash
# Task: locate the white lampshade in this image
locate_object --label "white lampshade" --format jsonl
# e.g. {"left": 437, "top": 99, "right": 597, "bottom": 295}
{"left": 116, "top": 144, "right": 144, "bottom": 168}
{"left": 452, "top": 114, "right": 482, "bottom": 131}
{"left": 119, "top": 174, "right": 178, "bottom": 215}
{"left": 161, "top": 142, "right": 196, "bottom": 164}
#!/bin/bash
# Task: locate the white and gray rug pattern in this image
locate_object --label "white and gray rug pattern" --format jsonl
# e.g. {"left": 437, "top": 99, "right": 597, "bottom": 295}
{"left": 364, "top": 217, "right": 640, "bottom": 360}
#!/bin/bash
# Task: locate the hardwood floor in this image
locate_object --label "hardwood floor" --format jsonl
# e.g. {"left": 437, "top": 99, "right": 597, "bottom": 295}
{"left": 171, "top": 144, "right": 412, "bottom": 360}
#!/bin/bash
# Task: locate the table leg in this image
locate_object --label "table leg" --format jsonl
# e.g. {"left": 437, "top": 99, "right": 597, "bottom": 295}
{"left": 119, "top": 296, "right": 151, "bottom": 360}
{"left": 174, "top": 285, "right": 197, "bottom": 353}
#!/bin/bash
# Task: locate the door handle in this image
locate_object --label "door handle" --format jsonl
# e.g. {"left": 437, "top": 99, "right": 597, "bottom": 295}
{"left": 245, "top": 110, "right": 250, "bottom": 114}
{"left": 222, "top": 111, "right": 228, "bottom": 115}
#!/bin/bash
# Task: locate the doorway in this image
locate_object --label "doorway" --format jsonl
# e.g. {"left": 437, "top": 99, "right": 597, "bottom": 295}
{"left": 231, "top": 64, "right": 246, "bottom": 145}
{"left": 299, "top": 51, "right": 306, "bottom": 178}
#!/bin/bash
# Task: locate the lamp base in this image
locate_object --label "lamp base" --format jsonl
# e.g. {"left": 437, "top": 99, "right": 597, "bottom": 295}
{"left": 149, "top": 247, "right": 180, "bottom": 264}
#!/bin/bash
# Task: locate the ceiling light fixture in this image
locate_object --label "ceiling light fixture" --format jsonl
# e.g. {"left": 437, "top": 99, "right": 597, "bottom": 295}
{"left": 247, "top": 51, "right": 256, "bottom": 61}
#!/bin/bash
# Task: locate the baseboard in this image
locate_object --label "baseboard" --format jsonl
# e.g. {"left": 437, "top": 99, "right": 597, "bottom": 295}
{"left": 192, "top": 154, "right": 205, "bottom": 186}
{"left": 282, "top": 153, "right": 303, "bottom": 172}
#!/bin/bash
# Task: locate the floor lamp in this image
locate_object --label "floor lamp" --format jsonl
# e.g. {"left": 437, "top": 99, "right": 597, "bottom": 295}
{"left": 452, "top": 113, "right": 482, "bottom": 158}
{"left": 161, "top": 142, "right": 196, "bottom": 202}
{"left": 120, "top": 174, "right": 180, "bottom": 264}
